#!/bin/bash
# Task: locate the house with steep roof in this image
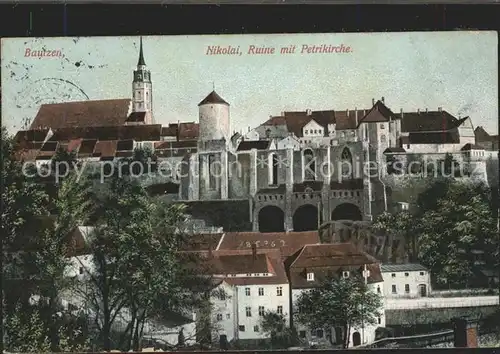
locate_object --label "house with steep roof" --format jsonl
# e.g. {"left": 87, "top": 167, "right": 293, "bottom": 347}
{"left": 380, "top": 263, "right": 431, "bottom": 299}
{"left": 286, "top": 243, "right": 385, "bottom": 348}
{"left": 12, "top": 36, "right": 496, "bottom": 236}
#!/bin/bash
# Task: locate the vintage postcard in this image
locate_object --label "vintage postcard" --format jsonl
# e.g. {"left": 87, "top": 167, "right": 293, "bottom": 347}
{"left": 2, "top": 32, "right": 499, "bottom": 351}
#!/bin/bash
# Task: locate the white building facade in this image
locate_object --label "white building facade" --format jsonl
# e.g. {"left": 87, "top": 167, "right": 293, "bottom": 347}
{"left": 380, "top": 263, "right": 432, "bottom": 299}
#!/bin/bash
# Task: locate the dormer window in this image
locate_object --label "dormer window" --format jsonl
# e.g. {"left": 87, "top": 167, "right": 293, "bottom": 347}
{"left": 307, "top": 272, "right": 314, "bottom": 281}
{"left": 342, "top": 271, "right": 350, "bottom": 279}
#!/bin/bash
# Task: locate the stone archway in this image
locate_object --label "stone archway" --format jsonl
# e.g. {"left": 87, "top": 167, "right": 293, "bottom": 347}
{"left": 258, "top": 206, "right": 285, "bottom": 233}
{"left": 293, "top": 204, "right": 320, "bottom": 232}
{"left": 331, "top": 203, "right": 362, "bottom": 221}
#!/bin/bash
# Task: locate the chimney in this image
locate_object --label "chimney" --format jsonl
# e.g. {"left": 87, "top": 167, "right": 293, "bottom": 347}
{"left": 355, "top": 108, "right": 358, "bottom": 126}
{"left": 306, "top": 109, "right": 312, "bottom": 116}
{"left": 381, "top": 97, "right": 385, "bottom": 104}
{"left": 417, "top": 109, "right": 420, "bottom": 114}
{"left": 400, "top": 108, "right": 404, "bottom": 118}
{"left": 346, "top": 109, "right": 349, "bottom": 116}
{"left": 453, "top": 317, "right": 478, "bottom": 348}
{"left": 248, "top": 126, "right": 250, "bottom": 132}
{"left": 438, "top": 107, "right": 442, "bottom": 112}
{"left": 372, "top": 98, "right": 375, "bottom": 106}
{"left": 251, "top": 243, "right": 257, "bottom": 260}
{"left": 425, "top": 108, "right": 428, "bottom": 113}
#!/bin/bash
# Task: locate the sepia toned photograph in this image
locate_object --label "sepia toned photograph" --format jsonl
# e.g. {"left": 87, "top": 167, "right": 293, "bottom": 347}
{"left": 1, "top": 31, "right": 499, "bottom": 352}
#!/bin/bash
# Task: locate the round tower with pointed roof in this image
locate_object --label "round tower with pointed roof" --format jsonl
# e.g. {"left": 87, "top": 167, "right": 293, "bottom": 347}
{"left": 198, "top": 90, "right": 230, "bottom": 142}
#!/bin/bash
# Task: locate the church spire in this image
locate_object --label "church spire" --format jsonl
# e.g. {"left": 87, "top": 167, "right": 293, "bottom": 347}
{"left": 138, "top": 36, "right": 146, "bottom": 66}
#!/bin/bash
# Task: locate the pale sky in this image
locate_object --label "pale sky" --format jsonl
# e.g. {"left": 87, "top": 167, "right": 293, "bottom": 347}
{"left": 1, "top": 32, "right": 498, "bottom": 135}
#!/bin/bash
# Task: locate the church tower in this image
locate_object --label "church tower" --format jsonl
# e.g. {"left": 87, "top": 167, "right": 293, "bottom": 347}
{"left": 132, "top": 37, "right": 153, "bottom": 124}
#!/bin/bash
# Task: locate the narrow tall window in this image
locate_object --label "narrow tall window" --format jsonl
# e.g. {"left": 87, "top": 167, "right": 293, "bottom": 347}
{"left": 246, "top": 307, "right": 252, "bottom": 317}
{"left": 405, "top": 284, "right": 410, "bottom": 293}
{"left": 303, "top": 149, "right": 316, "bottom": 180}
{"left": 269, "top": 153, "right": 279, "bottom": 185}
{"left": 277, "top": 306, "right": 283, "bottom": 315}
{"left": 276, "top": 286, "right": 283, "bottom": 296}
{"left": 341, "top": 147, "right": 353, "bottom": 179}
{"left": 208, "top": 154, "right": 217, "bottom": 190}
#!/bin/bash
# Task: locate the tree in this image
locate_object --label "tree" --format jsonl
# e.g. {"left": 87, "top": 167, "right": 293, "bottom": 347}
{"left": 260, "top": 310, "right": 299, "bottom": 348}
{"left": 79, "top": 173, "right": 214, "bottom": 351}
{"left": 417, "top": 180, "right": 497, "bottom": 287}
{"left": 371, "top": 210, "right": 416, "bottom": 262}
{"left": 295, "top": 276, "right": 382, "bottom": 349}
{"left": 2, "top": 127, "right": 93, "bottom": 352}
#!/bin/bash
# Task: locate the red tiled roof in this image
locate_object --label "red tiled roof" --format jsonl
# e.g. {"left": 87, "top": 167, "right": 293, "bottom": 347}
{"left": 93, "top": 140, "right": 118, "bottom": 157}
{"left": 212, "top": 249, "right": 289, "bottom": 286}
{"left": 237, "top": 140, "right": 271, "bottom": 151}
{"left": 67, "top": 139, "right": 83, "bottom": 153}
{"left": 178, "top": 123, "right": 199, "bottom": 140}
{"left": 287, "top": 243, "right": 383, "bottom": 288}
{"left": 289, "top": 243, "right": 379, "bottom": 268}
{"left": 263, "top": 116, "right": 287, "bottom": 126}
{"left": 396, "top": 110, "right": 460, "bottom": 133}
{"left": 161, "top": 125, "right": 178, "bottom": 137}
{"left": 283, "top": 112, "right": 314, "bottom": 137}
{"left": 14, "top": 129, "right": 50, "bottom": 144}
{"left": 218, "top": 231, "right": 320, "bottom": 258}
{"left": 126, "top": 112, "right": 147, "bottom": 123}
{"left": 77, "top": 139, "right": 97, "bottom": 156}
{"left": 30, "top": 99, "right": 132, "bottom": 130}
{"left": 48, "top": 125, "right": 162, "bottom": 141}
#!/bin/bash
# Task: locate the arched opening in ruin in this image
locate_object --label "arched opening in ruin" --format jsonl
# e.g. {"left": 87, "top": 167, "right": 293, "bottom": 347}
{"left": 331, "top": 203, "right": 363, "bottom": 221}
{"left": 293, "top": 204, "right": 320, "bottom": 232}
{"left": 258, "top": 206, "right": 285, "bottom": 233}
{"left": 303, "top": 149, "right": 316, "bottom": 180}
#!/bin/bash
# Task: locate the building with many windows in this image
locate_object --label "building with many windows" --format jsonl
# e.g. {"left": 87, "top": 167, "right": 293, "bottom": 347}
{"left": 13, "top": 37, "right": 497, "bottom": 237}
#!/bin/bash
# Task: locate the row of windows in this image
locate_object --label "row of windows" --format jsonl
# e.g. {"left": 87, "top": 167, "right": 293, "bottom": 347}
{"left": 245, "top": 305, "right": 284, "bottom": 317}
{"left": 304, "top": 129, "right": 324, "bottom": 135}
{"left": 238, "top": 325, "right": 260, "bottom": 332}
{"left": 391, "top": 271, "right": 426, "bottom": 278}
{"left": 307, "top": 271, "right": 350, "bottom": 281}
{"left": 245, "top": 286, "right": 283, "bottom": 296}
{"left": 392, "top": 284, "right": 411, "bottom": 294}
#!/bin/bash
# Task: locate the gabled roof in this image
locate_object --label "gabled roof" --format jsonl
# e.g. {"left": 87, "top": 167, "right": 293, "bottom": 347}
{"left": 218, "top": 231, "right": 320, "bottom": 258}
{"left": 237, "top": 140, "right": 271, "bottom": 151}
{"left": 358, "top": 100, "right": 397, "bottom": 124}
{"left": 461, "top": 143, "right": 485, "bottom": 151}
{"left": 198, "top": 91, "right": 229, "bottom": 106}
{"left": 126, "top": 112, "right": 147, "bottom": 123}
{"left": 287, "top": 243, "right": 383, "bottom": 288}
{"left": 30, "top": 99, "right": 132, "bottom": 130}
{"left": 262, "top": 116, "right": 287, "bottom": 126}
{"left": 396, "top": 110, "right": 461, "bottom": 133}
{"left": 289, "top": 243, "right": 379, "bottom": 269}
